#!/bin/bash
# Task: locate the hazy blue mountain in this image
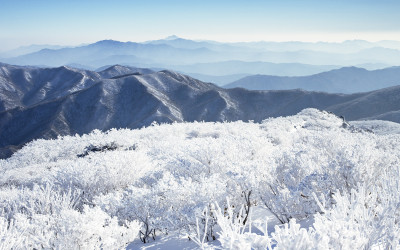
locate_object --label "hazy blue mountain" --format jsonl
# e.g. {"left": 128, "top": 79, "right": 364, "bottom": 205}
{"left": 1, "top": 63, "right": 400, "bottom": 158}
{"left": 181, "top": 72, "right": 251, "bottom": 86}
{"left": 2, "top": 38, "right": 400, "bottom": 73}
{"left": 170, "top": 61, "right": 339, "bottom": 76}
{"left": 248, "top": 48, "right": 400, "bottom": 65}
{"left": 355, "top": 63, "right": 390, "bottom": 70}
{"left": 2, "top": 40, "right": 220, "bottom": 67}
{"left": 145, "top": 35, "right": 227, "bottom": 50}
{"left": 232, "top": 40, "right": 400, "bottom": 53}
{"left": 376, "top": 40, "right": 400, "bottom": 50}
{"left": 0, "top": 44, "right": 66, "bottom": 58}
{"left": 65, "top": 63, "right": 96, "bottom": 70}
{"left": 225, "top": 66, "right": 400, "bottom": 93}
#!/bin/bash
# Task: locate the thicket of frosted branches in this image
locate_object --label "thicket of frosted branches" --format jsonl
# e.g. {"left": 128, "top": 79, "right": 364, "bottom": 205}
{"left": 1, "top": 109, "right": 400, "bottom": 249}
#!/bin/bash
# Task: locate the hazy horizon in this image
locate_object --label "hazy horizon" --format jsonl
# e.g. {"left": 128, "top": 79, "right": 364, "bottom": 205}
{"left": 2, "top": 35, "right": 400, "bottom": 54}
{"left": 1, "top": 0, "right": 400, "bottom": 52}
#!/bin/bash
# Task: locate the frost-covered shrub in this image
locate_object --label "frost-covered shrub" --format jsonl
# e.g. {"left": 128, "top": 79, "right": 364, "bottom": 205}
{"left": 214, "top": 199, "right": 317, "bottom": 249}
{"left": 0, "top": 184, "right": 140, "bottom": 249}
{"left": 0, "top": 217, "right": 26, "bottom": 250}
{"left": 216, "top": 182, "right": 400, "bottom": 249}
{"left": 312, "top": 179, "right": 400, "bottom": 248}
{"left": 1, "top": 108, "right": 400, "bottom": 246}
{"left": 213, "top": 199, "right": 258, "bottom": 249}
{"left": 6, "top": 206, "right": 140, "bottom": 249}
{"left": 95, "top": 172, "right": 229, "bottom": 239}
{"left": 312, "top": 189, "right": 371, "bottom": 249}
{"left": 46, "top": 206, "right": 140, "bottom": 249}
{"left": 0, "top": 184, "right": 80, "bottom": 220}
{"left": 257, "top": 109, "right": 397, "bottom": 223}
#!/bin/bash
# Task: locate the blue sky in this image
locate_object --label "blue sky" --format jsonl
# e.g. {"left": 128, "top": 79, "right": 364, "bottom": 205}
{"left": 1, "top": 0, "right": 400, "bottom": 51}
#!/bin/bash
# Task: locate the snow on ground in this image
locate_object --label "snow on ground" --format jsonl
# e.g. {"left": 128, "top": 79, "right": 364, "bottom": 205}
{"left": 351, "top": 119, "right": 400, "bottom": 135}
{"left": 127, "top": 206, "right": 280, "bottom": 250}
{"left": 1, "top": 108, "right": 400, "bottom": 249}
{"left": 128, "top": 234, "right": 200, "bottom": 250}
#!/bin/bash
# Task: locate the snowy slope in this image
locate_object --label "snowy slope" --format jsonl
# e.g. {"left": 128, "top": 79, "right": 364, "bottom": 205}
{"left": 98, "top": 65, "right": 154, "bottom": 79}
{"left": 0, "top": 68, "right": 348, "bottom": 158}
{"left": 1, "top": 109, "right": 400, "bottom": 249}
{"left": 2, "top": 63, "right": 400, "bottom": 159}
{"left": 327, "top": 85, "right": 400, "bottom": 120}
{"left": 225, "top": 66, "right": 400, "bottom": 93}
{"left": 0, "top": 63, "right": 101, "bottom": 111}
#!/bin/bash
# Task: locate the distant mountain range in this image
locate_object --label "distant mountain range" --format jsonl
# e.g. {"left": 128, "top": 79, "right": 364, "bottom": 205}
{"left": 0, "top": 44, "right": 67, "bottom": 58}
{"left": 224, "top": 66, "right": 400, "bottom": 93}
{"left": 1, "top": 63, "right": 400, "bottom": 158}
{"left": 1, "top": 37, "right": 400, "bottom": 86}
{"left": 171, "top": 61, "right": 339, "bottom": 80}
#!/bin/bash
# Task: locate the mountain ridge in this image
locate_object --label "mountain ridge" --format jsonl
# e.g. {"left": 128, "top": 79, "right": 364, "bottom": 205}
{"left": 2, "top": 38, "right": 400, "bottom": 82}
{"left": 1, "top": 63, "right": 400, "bottom": 159}
{"left": 224, "top": 66, "right": 400, "bottom": 93}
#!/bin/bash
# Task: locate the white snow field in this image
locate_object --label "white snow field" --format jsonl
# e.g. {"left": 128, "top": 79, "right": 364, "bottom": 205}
{"left": 1, "top": 108, "right": 400, "bottom": 249}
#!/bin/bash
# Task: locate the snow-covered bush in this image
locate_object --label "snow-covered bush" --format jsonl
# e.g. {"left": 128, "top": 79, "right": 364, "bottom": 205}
{"left": 45, "top": 206, "right": 140, "bottom": 249}
{"left": 215, "top": 182, "right": 400, "bottom": 249}
{"left": 1, "top": 108, "right": 400, "bottom": 247}
{"left": 213, "top": 199, "right": 258, "bottom": 249}
{"left": 257, "top": 109, "right": 396, "bottom": 223}
{"left": 0, "top": 184, "right": 140, "bottom": 249}
{"left": 0, "top": 217, "right": 26, "bottom": 250}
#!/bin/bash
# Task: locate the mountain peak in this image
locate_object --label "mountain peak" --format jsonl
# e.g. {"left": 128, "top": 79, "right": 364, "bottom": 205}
{"left": 159, "top": 69, "right": 188, "bottom": 80}
{"left": 92, "top": 40, "right": 123, "bottom": 46}
{"left": 103, "top": 64, "right": 126, "bottom": 70}
{"left": 164, "top": 35, "right": 180, "bottom": 40}
{"left": 333, "top": 66, "right": 367, "bottom": 72}
{"left": 98, "top": 64, "right": 154, "bottom": 78}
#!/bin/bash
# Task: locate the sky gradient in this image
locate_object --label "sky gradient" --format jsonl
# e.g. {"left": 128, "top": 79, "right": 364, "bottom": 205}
{"left": 1, "top": 0, "right": 400, "bottom": 51}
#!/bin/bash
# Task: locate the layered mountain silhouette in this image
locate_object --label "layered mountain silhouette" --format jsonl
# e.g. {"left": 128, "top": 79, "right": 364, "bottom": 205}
{"left": 2, "top": 40, "right": 218, "bottom": 67}
{"left": 3, "top": 37, "right": 400, "bottom": 86}
{"left": 225, "top": 66, "right": 400, "bottom": 93}
{"left": 1, "top": 63, "right": 400, "bottom": 158}
{"left": 171, "top": 61, "right": 339, "bottom": 80}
